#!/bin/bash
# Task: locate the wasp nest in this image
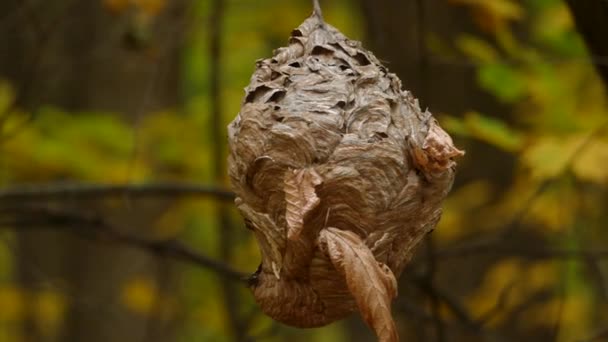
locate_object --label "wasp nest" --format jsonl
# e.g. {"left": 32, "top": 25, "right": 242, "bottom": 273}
{"left": 228, "top": 7, "right": 463, "bottom": 342}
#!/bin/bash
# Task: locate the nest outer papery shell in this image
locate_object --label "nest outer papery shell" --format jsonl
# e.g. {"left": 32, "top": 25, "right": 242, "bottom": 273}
{"left": 228, "top": 13, "right": 463, "bottom": 342}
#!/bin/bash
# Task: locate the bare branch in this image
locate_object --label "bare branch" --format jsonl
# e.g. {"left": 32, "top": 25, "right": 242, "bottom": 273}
{"left": 581, "top": 326, "right": 608, "bottom": 342}
{"left": 435, "top": 244, "right": 608, "bottom": 260}
{"left": 476, "top": 280, "right": 517, "bottom": 326}
{"left": 1, "top": 206, "right": 248, "bottom": 283}
{"left": 407, "top": 274, "right": 479, "bottom": 331}
{"left": 0, "top": 182, "right": 235, "bottom": 203}
{"left": 395, "top": 297, "right": 508, "bottom": 342}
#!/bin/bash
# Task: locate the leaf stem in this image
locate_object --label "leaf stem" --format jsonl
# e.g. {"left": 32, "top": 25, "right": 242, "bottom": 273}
{"left": 312, "top": 0, "right": 324, "bottom": 21}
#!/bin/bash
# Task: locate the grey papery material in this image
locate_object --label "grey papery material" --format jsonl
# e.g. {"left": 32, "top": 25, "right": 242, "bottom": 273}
{"left": 228, "top": 12, "right": 463, "bottom": 342}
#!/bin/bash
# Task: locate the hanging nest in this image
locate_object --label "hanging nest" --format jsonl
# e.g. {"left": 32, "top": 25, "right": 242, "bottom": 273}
{"left": 228, "top": 6, "right": 463, "bottom": 342}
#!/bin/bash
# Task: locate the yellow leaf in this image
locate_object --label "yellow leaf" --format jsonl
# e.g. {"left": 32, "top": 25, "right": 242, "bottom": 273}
{"left": 33, "top": 290, "right": 67, "bottom": 335}
{"left": 102, "top": 0, "right": 129, "bottom": 14}
{"left": 449, "top": 0, "right": 524, "bottom": 32}
{"left": 525, "top": 262, "right": 558, "bottom": 291}
{"left": 121, "top": 276, "right": 157, "bottom": 315}
{"left": 133, "top": 0, "right": 166, "bottom": 17}
{"left": 572, "top": 139, "right": 608, "bottom": 185}
{"left": 521, "top": 135, "right": 581, "bottom": 181}
{"left": 102, "top": 0, "right": 165, "bottom": 16}
{"left": 467, "top": 260, "right": 558, "bottom": 327}
{"left": 153, "top": 204, "right": 187, "bottom": 240}
{"left": 0, "top": 285, "right": 25, "bottom": 322}
{"left": 466, "top": 258, "right": 521, "bottom": 325}
{"left": 533, "top": 4, "right": 574, "bottom": 39}
{"left": 456, "top": 35, "right": 498, "bottom": 63}
{"left": 194, "top": 296, "right": 229, "bottom": 334}
{"left": 523, "top": 134, "right": 608, "bottom": 185}
{"left": 436, "top": 180, "right": 494, "bottom": 241}
{"left": 521, "top": 294, "right": 590, "bottom": 333}
{"left": 527, "top": 186, "right": 575, "bottom": 232}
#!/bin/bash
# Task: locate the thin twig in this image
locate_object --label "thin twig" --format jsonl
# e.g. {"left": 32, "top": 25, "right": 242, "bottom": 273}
{"left": 503, "top": 289, "right": 554, "bottom": 328}
{"left": 435, "top": 244, "right": 608, "bottom": 260}
{"left": 585, "top": 256, "right": 608, "bottom": 302}
{"left": 476, "top": 280, "right": 516, "bottom": 326}
{"left": 407, "top": 274, "right": 480, "bottom": 331}
{"left": 1, "top": 206, "right": 248, "bottom": 282}
{"left": 438, "top": 120, "right": 608, "bottom": 257}
{"left": 109, "top": 232, "right": 247, "bottom": 283}
{"left": 396, "top": 297, "right": 509, "bottom": 342}
{"left": 550, "top": 278, "right": 566, "bottom": 342}
{"left": 579, "top": 326, "right": 608, "bottom": 342}
{"left": 0, "top": 182, "right": 234, "bottom": 202}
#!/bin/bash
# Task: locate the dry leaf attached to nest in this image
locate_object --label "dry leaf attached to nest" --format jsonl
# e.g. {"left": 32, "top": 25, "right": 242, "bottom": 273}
{"left": 228, "top": 5, "right": 463, "bottom": 342}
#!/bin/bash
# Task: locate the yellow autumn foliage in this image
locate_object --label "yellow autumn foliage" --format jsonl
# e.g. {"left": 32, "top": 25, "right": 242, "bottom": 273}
{"left": 121, "top": 276, "right": 158, "bottom": 315}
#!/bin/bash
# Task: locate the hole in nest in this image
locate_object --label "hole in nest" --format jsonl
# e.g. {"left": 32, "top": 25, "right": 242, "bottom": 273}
{"left": 311, "top": 45, "right": 334, "bottom": 56}
{"left": 289, "top": 61, "right": 301, "bottom": 68}
{"left": 267, "top": 90, "right": 286, "bottom": 103}
{"left": 245, "top": 85, "right": 271, "bottom": 103}
{"left": 354, "top": 52, "right": 371, "bottom": 66}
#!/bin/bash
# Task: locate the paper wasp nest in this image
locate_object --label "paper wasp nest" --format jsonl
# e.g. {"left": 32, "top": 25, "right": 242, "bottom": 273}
{"left": 228, "top": 9, "right": 463, "bottom": 342}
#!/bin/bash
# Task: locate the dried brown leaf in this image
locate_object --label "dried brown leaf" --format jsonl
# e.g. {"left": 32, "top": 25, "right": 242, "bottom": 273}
{"left": 284, "top": 168, "right": 323, "bottom": 240}
{"left": 411, "top": 119, "right": 465, "bottom": 176}
{"left": 319, "top": 228, "right": 398, "bottom": 342}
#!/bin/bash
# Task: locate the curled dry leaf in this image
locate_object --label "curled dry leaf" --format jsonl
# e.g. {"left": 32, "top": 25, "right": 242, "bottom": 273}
{"left": 284, "top": 168, "right": 323, "bottom": 240}
{"left": 227, "top": 7, "right": 463, "bottom": 342}
{"left": 410, "top": 119, "right": 465, "bottom": 178}
{"left": 319, "top": 228, "right": 398, "bottom": 342}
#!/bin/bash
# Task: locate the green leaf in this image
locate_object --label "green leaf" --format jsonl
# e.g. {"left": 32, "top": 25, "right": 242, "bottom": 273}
{"left": 522, "top": 135, "right": 581, "bottom": 180}
{"left": 441, "top": 112, "right": 523, "bottom": 152}
{"left": 464, "top": 112, "right": 524, "bottom": 151}
{"left": 478, "top": 62, "right": 526, "bottom": 102}
{"left": 456, "top": 35, "right": 498, "bottom": 63}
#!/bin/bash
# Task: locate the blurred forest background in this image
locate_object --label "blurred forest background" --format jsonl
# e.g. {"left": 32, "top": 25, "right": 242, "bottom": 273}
{"left": 1, "top": 0, "right": 607, "bottom": 341}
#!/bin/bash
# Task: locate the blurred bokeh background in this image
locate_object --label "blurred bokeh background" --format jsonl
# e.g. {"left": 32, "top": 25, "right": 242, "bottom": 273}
{"left": 1, "top": 0, "right": 607, "bottom": 341}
